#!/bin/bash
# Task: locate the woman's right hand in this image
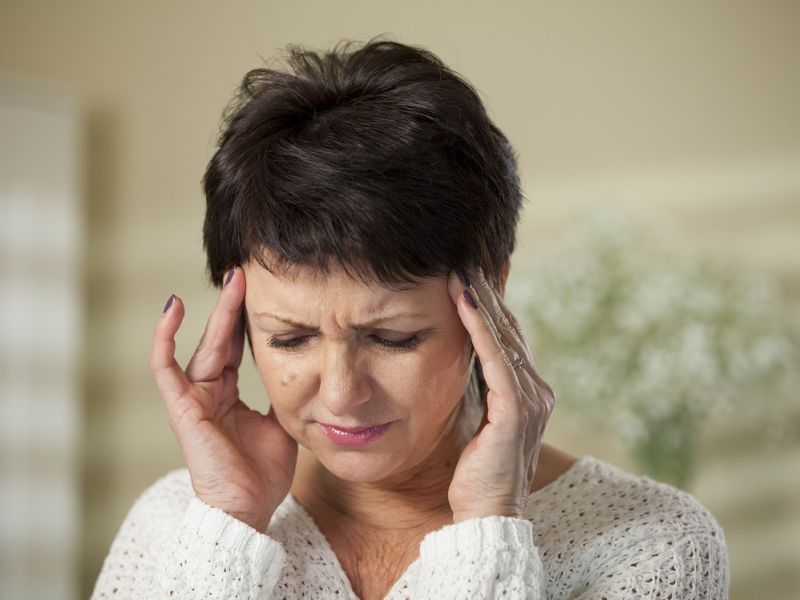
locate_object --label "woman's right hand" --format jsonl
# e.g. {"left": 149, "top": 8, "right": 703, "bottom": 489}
{"left": 149, "top": 266, "right": 298, "bottom": 533}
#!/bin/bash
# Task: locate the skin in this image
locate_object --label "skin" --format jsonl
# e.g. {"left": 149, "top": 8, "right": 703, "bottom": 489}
{"left": 150, "top": 258, "right": 557, "bottom": 539}
{"left": 244, "top": 259, "right": 489, "bottom": 531}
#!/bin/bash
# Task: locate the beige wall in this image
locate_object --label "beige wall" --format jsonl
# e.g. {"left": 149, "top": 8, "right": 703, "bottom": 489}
{"left": 1, "top": 1, "right": 798, "bottom": 597}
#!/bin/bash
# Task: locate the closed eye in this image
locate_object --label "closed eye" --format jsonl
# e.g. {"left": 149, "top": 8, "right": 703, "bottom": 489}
{"left": 266, "top": 334, "right": 423, "bottom": 352}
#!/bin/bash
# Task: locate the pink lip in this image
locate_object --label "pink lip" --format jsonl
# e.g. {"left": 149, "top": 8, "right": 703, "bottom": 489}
{"left": 319, "top": 422, "right": 391, "bottom": 434}
{"left": 320, "top": 422, "right": 394, "bottom": 446}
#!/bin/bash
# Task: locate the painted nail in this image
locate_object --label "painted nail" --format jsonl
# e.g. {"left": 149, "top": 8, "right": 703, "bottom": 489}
{"left": 463, "top": 289, "right": 478, "bottom": 309}
{"left": 224, "top": 267, "right": 235, "bottom": 286}
{"left": 162, "top": 294, "right": 175, "bottom": 313}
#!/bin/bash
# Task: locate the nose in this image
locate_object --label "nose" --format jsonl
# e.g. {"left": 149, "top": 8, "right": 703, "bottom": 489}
{"left": 318, "top": 342, "right": 371, "bottom": 416}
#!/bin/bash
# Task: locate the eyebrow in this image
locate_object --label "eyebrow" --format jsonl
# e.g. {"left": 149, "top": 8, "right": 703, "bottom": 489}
{"left": 250, "top": 311, "right": 430, "bottom": 331}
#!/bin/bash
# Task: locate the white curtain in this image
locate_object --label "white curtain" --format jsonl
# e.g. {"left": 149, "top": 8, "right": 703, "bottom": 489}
{"left": 0, "top": 76, "right": 82, "bottom": 600}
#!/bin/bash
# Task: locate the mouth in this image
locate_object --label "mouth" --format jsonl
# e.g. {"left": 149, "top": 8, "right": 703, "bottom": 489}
{"left": 318, "top": 422, "right": 393, "bottom": 434}
{"left": 319, "top": 421, "right": 395, "bottom": 446}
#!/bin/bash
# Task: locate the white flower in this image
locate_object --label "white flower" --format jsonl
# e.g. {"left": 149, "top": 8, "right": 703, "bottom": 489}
{"left": 519, "top": 205, "right": 799, "bottom": 466}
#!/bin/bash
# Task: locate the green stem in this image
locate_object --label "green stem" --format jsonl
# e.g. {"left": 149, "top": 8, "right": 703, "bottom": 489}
{"left": 630, "top": 411, "right": 698, "bottom": 490}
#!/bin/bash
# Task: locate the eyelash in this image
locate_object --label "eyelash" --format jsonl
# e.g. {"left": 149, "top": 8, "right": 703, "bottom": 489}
{"left": 266, "top": 334, "right": 423, "bottom": 352}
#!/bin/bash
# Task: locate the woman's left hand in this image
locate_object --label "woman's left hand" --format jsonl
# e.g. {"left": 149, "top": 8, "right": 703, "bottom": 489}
{"left": 446, "top": 267, "right": 556, "bottom": 523}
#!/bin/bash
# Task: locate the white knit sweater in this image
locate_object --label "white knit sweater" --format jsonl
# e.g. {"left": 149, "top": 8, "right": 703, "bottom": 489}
{"left": 90, "top": 455, "right": 729, "bottom": 599}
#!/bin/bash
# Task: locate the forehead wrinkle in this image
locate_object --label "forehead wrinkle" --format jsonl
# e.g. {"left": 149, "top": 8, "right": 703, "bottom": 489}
{"left": 245, "top": 264, "right": 437, "bottom": 330}
{"left": 250, "top": 309, "right": 430, "bottom": 331}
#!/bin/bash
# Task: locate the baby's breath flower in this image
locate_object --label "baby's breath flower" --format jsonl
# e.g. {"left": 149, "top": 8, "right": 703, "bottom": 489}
{"left": 510, "top": 206, "right": 800, "bottom": 489}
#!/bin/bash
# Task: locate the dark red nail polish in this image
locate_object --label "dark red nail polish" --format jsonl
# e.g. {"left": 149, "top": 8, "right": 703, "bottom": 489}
{"left": 224, "top": 267, "right": 235, "bottom": 286}
{"left": 162, "top": 294, "right": 175, "bottom": 313}
{"left": 463, "top": 289, "right": 478, "bottom": 309}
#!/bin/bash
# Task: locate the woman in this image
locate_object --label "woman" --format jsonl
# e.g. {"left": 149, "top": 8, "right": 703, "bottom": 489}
{"left": 92, "top": 38, "right": 729, "bottom": 599}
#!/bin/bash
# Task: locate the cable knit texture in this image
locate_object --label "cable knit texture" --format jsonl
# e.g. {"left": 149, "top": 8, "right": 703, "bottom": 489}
{"left": 91, "top": 455, "right": 729, "bottom": 599}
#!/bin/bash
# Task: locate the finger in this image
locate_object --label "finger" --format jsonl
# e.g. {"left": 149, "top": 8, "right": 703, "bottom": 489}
{"left": 186, "top": 266, "right": 246, "bottom": 381}
{"left": 149, "top": 294, "right": 193, "bottom": 412}
{"left": 450, "top": 270, "right": 511, "bottom": 366}
{"left": 454, "top": 268, "right": 556, "bottom": 422}
{"left": 454, "top": 269, "right": 537, "bottom": 404}
{"left": 463, "top": 268, "right": 554, "bottom": 403}
{"left": 215, "top": 366, "right": 243, "bottom": 422}
{"left": 448, "top": 271, "right": 521, "bottom": 410}
{"left": 463, "top": 267, "right": 534, "bottom": 374}
{"left": 485, "top": 285, "right": 533, "bottom": 363}
{"left": 223, "top": 272, "right": 247, "bottom": 370}
{"left": 489, "top": 291, "right": 548, "bottom": 388}
{"left": 227, "top": 311, "right": 247, "bottom": 369}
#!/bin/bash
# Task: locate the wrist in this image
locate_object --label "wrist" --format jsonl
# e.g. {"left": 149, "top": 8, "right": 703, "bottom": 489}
{"left": 231, "top": 512, "right": 270, "bottom": 534}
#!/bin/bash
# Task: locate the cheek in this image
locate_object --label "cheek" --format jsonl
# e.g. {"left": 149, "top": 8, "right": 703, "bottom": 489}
{"left": 399, "top": 341, "right": 471, "bottom": 416}
{"left": 255, "top": 358, "right": 312, "bottom": 444}
{"left": 253, "top": 351, "right": 307, "bottom": 410}
{"left": 427, "top": 327, "right": 472, "bottom": 380}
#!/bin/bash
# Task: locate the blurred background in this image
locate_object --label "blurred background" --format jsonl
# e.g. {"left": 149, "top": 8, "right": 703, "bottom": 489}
{"left": 1, "top": 1, "right": 798, "bottom": 598}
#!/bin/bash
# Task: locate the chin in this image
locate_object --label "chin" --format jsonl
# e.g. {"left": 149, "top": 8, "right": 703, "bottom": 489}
{"left": 317, "top": 449, "right": 399, "bottom": 483}
{"left": 314, "top": 443, "right": 406, "bottom": 483}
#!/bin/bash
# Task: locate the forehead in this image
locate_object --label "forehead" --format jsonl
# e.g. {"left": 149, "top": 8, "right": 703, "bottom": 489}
{"left": 242, "top": 259, "right": 440, "bottom": 313}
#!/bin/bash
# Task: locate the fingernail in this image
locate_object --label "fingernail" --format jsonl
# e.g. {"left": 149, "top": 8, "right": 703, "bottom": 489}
{"left": 463, "top": 289, "right": 478, "bottom": 309}
{"left": 457, "top": 269, "right": 471, "bottom": 287}
{"left": 224, "top": 266, "right": 235, "bottom": 286}
{"left": 162, "top": 294, "right": 175, "bottom": 313}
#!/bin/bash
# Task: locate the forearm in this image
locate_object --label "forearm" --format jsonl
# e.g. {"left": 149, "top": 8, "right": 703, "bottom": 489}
{"left": 92, "top": 496, "right": 287, "bottom": 599}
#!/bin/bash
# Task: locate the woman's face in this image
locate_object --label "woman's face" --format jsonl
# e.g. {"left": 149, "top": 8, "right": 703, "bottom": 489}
{"left": 242, "top": 259, "right": 474, "bottom": 483}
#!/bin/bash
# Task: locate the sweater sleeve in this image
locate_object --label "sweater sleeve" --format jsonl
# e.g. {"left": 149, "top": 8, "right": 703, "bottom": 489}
{"left": 405, "top": 515, "right": 543, "bottom": 599}
{"left": 90, "top": 470, "right": 287, "bottom": 599}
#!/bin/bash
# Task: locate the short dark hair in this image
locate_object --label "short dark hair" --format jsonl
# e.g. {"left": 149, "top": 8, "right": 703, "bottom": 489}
{"left": 202, "top": 35, "right": 526, "bottom": 291}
